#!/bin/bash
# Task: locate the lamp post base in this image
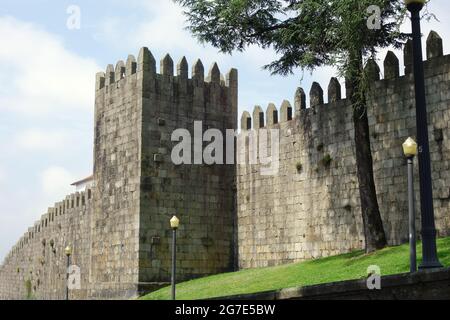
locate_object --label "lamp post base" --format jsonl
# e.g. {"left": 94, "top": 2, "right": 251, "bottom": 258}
{"left": 419, "top": 261, "right": 443, "bottom": 270}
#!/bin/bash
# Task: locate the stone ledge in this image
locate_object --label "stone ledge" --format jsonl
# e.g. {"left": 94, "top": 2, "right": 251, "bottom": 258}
{"left": 210, "top": 267, "right": 450, "bottom": 300}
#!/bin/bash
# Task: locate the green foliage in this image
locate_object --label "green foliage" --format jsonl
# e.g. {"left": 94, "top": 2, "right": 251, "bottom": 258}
{"left": 141, "top": 236, "right": 450, "bottom": 300}
{"left": 321, "top": 154, "right": 332, "bottom": 167}
{"left": 172, "top": 0, "right": 417, "bottom": 119}
{"left": 174, "top": 0, "right": 407, "bottom": 75}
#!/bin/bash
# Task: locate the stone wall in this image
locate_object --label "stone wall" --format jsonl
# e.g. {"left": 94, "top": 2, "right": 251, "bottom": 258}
{"left": 89, "top": 52, "right": 143, "bottom": 298}
{"left": 136, "top": 51, "right": 238, "bottom": 283}
{"left": 236, "top": 31, "right": 450, "bottom": 269}
{"left": 1, "top": 32, "right": 450, "bottom": 300}
{"left": 0, "top": 48, "right": 237, "bottom": 299}
{"left": 0, "top": 190, "right": 93, "bottom": 300}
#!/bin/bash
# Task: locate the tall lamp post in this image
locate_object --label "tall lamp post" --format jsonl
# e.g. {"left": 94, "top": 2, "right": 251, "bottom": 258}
{"left": 403, "top": 137, "right": 418, "bottom": 272}
{"left": 404, "top": 0, "right": 442, "bottom": 269}
{"left": 170, "top": 215, "right": 180, "bottom": 300}
{"left": 64, "top": 245, "right": 72, "bottom": 300}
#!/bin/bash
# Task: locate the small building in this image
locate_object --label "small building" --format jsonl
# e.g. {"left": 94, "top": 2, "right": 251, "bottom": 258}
{"left": 71, "top": 175, "right": 94, "bottom": 191}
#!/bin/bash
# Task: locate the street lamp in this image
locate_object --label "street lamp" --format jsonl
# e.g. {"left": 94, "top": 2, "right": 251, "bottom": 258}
{"left": 404, "top": 0, "right": 442, "bottom": 269}
{"left": 64, "top": 245, "right": 72, "bottom": 300}
{"left": 170, "top": 215, "right": 180, "bottom": 300}
{"left": 403, "top": 137, "right": 418, "bottom": 272}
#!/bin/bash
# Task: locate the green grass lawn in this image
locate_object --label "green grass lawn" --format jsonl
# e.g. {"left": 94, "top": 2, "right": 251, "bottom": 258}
{"left": 141, "top": 237, "right": 450, "bottom": 300}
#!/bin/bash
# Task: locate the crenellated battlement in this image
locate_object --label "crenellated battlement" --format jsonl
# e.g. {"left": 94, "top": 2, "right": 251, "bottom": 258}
{"left": 2, "top": 188, "right": 93, "bottom": 266}
{"left": 95, "top": 48, "right": 237, "bottom": 92}
{"left": 93, "top": 49, "right": 238, "bottom": 137}
{"left": 238, "top": 30, "right": 447, "bottom": 133}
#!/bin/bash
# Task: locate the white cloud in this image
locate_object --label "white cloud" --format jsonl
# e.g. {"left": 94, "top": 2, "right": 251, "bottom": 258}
{"left": 92, "top": 0, "right": 450, "bottom": 86}
{"left": 40, "top": 166, "right": 75, "bottom": 196}
{"left": 0, "top": 16, "right": 100, "bottom": 115}
{"left": 133, "top": 0, "right": 203, "bottom": 52}
{"left": 0, "top": 16, "right": 97, "bottom": 261}
{"left": 93, "top": 0, "right": 277, "bottom": 73}
{"left": 15, "top": 129, "right": 68, "bottom": 151}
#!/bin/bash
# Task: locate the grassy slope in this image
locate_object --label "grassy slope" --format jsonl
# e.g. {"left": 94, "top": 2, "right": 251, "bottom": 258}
{"left": 142, "top": 237, "right": 450, "bottom": 300}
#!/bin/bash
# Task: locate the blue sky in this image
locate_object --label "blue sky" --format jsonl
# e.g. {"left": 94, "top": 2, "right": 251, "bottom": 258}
{"left": 0, "top": 0, "right": 449, "bottom": 261}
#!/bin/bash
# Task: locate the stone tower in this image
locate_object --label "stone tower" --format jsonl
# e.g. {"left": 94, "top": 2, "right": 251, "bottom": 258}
{"left": 90, "top": 48, "right": 238, "bottom": 297}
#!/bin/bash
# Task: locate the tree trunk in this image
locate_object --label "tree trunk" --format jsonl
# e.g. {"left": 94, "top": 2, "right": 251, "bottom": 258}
{"left": 348, "top": 54, "right": 387, "bottom": 253}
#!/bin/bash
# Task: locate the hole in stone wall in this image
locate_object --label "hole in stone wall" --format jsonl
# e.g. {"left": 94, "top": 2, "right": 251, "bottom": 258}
{"left": 434, "top": 128, "right": 443, "bottom": 142}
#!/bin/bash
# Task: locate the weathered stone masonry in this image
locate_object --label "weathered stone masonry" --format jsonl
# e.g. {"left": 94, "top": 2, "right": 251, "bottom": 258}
{"left": 237, "top": 31, "right": 450, "bottom": 268}
{"left": 0, "top": 48, "right": 237, "bottom": 299}
{"left": 0, "top": 190, "right": 93, "bottom": 300}
{"left": 1, "top": 31, "right": 450, "bottom": 299}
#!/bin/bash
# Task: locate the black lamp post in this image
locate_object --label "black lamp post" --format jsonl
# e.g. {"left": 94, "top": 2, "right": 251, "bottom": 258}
{"left": 64, "top": 245, "right": 72, "bottom": 300}
{"left": 403, "top": 137, "right": 418, "bottom": 272}
{"left": 170, "top": 215, "right": 180, "bottom": 300}
{"left": 405, "top": 0, "right": 442, "bottom": 269}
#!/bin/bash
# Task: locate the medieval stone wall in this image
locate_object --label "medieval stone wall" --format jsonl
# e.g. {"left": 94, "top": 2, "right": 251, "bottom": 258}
{"left": 0, "top": 48, "right": 237, "bottom": 299}
{"left": 1, "top": 31, "right": 449, "bottom": 299}
{"left": 236, "top": 31, "right": 450, "bottom": 269}
{"left": 89, "top": 52, "right": 143, "bottom": 299}
{"left": 136, "top": 51, "right": 238, "bottom": 284}
{"left": 0, "top": 190, "right": 93, "bottom": 300}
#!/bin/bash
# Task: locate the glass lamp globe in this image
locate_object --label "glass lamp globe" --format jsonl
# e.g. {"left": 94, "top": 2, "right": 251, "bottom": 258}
{"left": 403, "top": 137, "right": 418, "bottom": 157}
{"left": 170, "top": 216, "right": 180, "bottom": 229}
{"left": 64, "top": 245, "right": 72, "bottom": 257}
